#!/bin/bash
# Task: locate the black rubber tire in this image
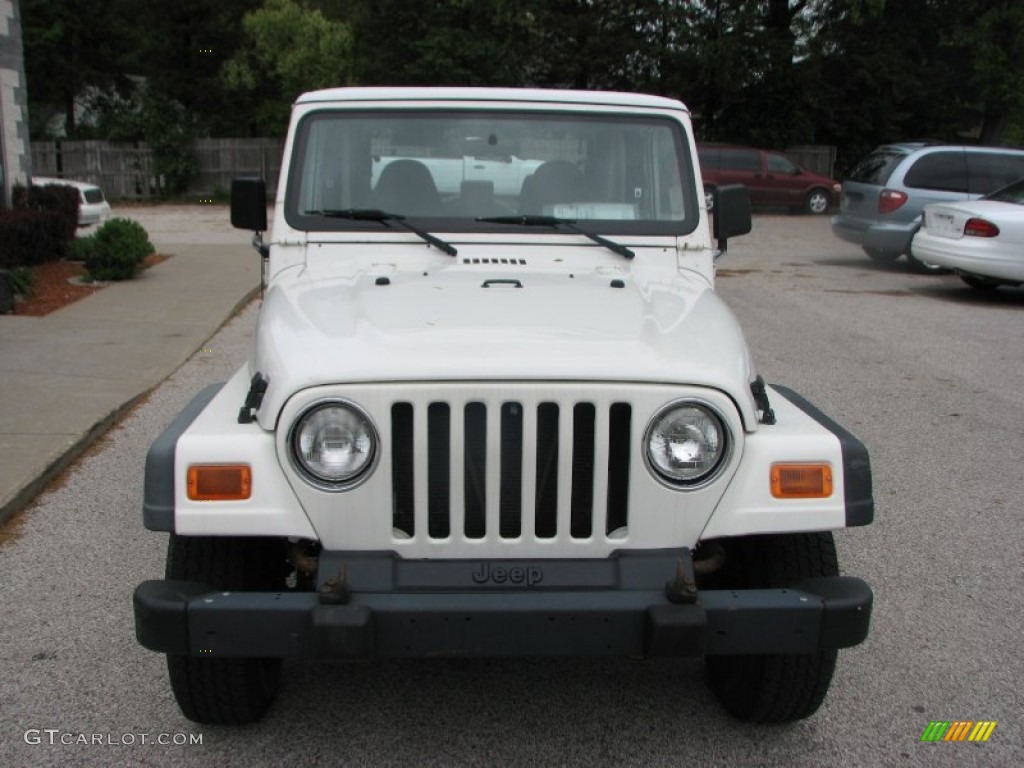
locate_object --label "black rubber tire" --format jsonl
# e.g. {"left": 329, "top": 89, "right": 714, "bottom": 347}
{"left": 961, "top": 275, "right": 1002, "bottom": 291}
{"left": 705, "top": 532, "right": 840, "bottom": 723}
{"left": 862, "top": 246, "right": 901, "bottom": 263}
{"left": 165, "top": 535, "right": 286, "bottom": 724}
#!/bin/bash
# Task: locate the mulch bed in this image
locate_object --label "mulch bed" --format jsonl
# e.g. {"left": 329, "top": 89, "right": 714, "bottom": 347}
{"left": 10, "top": 254, "right": 171, "bottom": 317}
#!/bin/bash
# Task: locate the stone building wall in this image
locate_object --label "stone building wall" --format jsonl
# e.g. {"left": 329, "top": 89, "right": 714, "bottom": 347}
{"left": 0, "top": 0, "right": 31, "bottom": 208}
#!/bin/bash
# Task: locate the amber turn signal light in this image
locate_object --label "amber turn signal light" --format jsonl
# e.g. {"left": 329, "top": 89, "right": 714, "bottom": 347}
{"left": 770, "top": 463, "right": 832, "bottom": 498}
{"left": 187, "top": 464, "right": 252, "bottom": 501}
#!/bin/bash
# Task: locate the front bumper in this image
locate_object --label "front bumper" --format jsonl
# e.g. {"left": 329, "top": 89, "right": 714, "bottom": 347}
{"left": 134, "top": 552, "right": 872, "bottom": 659}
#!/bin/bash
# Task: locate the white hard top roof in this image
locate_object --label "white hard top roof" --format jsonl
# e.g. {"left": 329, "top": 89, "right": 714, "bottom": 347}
{"left": 31, "top": 176, "right": 98, "bottom": 190}
{"left": 295, "top": 86, "right": 689, "bottom": 113}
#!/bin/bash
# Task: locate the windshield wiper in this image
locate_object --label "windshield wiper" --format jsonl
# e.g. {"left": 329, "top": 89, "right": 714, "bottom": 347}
{"left": 305, "top": 208, "right": 457, "bottom": 257}
{"left": 476, "top": 215, "right": 634, "bottom": 260}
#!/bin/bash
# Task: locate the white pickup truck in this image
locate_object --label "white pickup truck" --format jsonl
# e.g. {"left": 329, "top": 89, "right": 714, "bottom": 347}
{"left": 371, "top": 154, "right": 544, "bottom": 198}
{"left": 134, "top": 87, "right": 873, "bottom": 726}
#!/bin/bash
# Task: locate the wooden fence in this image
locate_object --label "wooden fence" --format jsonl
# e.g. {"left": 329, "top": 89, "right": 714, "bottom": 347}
{"left": 191, "top": 138, "right": 284, "bottom": 198}
{"left": 30, "top": 138, "right": 285, "bottom": 200}
{"left": 785, "top": 145, "right": 838, "bottom": 178}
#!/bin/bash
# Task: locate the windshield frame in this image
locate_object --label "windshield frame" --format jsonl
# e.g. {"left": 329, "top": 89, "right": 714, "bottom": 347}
{"left": 283, "top": 107, "right": 700, "bottom": 237}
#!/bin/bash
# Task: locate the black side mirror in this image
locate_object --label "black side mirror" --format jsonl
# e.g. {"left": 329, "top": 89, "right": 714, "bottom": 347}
{"left": 231, "top": 177, "right": 267, "bottom": 231}
{"left": 712, "top": 184, "right": 752, "bottom": 253}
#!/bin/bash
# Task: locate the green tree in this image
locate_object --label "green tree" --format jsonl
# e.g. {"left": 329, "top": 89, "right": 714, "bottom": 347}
{"left": 222, "top": 0, "right": 355, "bottom": 135}
{"left": 803, "top": 0, "right": 1022, "bottom": 172}
{"left": 674, "top": 1, "right": 764, "bottom": 141}
{"left": 85, "top": 84, "right": 199, "bottom": 196}
{"left": 20, "top": 0, "right": 134, "bottom": 135}
{"left": 952, "top": 0, "right": 1024, "bottom": 144}
{"left": 334, "top": 0, "right": 535, "bottom": 87}
{"left": 515, "top": 0, "right": 650, "bottom": 90}
{"left": 679, "top": 1, "right": 850, "bottom": 148}
{"left": 120, "top": 0, "right": 262, "bottom": 137}
{"left": 20, "top": 0, "right": 1024, "bottom": 157}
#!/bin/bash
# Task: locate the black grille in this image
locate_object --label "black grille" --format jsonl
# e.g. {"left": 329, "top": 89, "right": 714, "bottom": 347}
{"left": 391, "top": 403, "right": 415, "bottom": 536}
{"left": 391, "top": 400, "right": 631, "bottom": 540}
{"left": 427, "top": 403, "right": 450, "bottom": 538}
{"left": 463, "top": 402, "right": 487, "bottom": 538}
{"left": 499, "top": 403, "right": 523, "bottom": 538}
{"left": 571, "top": 403, "right": 596, "bottom": 538}
{"left": 534, "top": 402, "right": 560, "bottom": 538}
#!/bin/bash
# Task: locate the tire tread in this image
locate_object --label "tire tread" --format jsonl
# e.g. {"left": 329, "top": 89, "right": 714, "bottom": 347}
{"left": 164, "top": 535, "right": 284, "bottom": 725}
{"left": 706, "top": 532, "right": 840, "bottom": 723}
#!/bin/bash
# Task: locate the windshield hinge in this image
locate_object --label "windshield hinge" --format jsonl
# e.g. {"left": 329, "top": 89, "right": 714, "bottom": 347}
{"left": 751, "top": 375, "right": 776, "bottom": 425}
{"left": 238, "top": 373, "right": 269, "bottom": 424}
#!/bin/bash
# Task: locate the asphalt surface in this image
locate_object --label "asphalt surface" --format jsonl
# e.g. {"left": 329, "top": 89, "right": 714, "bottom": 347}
{"left": 0, "top": 213, "right": 1021, "bottom": 767}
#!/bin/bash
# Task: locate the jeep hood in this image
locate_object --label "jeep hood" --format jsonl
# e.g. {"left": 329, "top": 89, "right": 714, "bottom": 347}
{"left": 252, "top": 252, "right": 758, "bottom": 428}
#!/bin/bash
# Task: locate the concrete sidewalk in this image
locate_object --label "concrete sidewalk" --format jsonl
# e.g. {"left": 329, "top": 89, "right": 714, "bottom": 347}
{"left": 0, "top": 239, "right": 260, "bottom": 525}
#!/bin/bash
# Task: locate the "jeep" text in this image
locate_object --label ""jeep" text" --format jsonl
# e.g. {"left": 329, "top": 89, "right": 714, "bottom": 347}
{"left": 471, "top": 563, "right": 543, "bottom": 587}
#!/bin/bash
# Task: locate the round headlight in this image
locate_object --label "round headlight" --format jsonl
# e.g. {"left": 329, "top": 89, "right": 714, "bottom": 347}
{"left": 291, "top": 401, "right": 377, "bottom": 487}
{"left": 646, "top": 402, "right": 728, "bottom": 486}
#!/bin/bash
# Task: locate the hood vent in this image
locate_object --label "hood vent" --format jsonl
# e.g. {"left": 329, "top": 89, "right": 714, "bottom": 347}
{"left": 461, "top": 258, "right": 527, "bottom": 266}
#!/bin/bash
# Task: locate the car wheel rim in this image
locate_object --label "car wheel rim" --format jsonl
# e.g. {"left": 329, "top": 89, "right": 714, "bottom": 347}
{"left": 808, "top": 193, "right": 827, "bottom": 214}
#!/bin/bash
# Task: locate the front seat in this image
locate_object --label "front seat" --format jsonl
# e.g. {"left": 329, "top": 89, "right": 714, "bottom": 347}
{"left": 519, "top": 160, "right": 586, "bottom": 215}
{"left": 370, "top": 159, "right": 443, "bottom": 216}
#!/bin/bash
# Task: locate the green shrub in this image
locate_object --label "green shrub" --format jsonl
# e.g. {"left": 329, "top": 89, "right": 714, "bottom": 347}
{"left": 80, "top": 218, "right": 154, "bottom": 281}
{"left": 69, "top": 235, "right": 95, "bottom": 264}
{"left": 0, "top": 210, "right": 68, "bottom": 268}
{"left": 10, "top": 267, "right": 35, "bottom": 297}
{"left": 13, "top": 183, "right": 80, "bottom": 243}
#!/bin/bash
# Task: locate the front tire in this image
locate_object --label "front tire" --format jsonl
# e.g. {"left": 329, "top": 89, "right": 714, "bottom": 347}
{"left": 705, "top": 532, "right": 840, "bottom": 723}
{"left": 165, "top": 535, "right": 287, "bottom": 724}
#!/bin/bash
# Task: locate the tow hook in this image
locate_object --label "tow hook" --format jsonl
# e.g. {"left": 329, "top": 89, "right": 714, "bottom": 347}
{"left": 287, "top": 539, "right": 319, "bottom": 575}
{"left": 665, "top": 558, "right": 699, "bottom": 604}
{"left": 693, "top": 541, "right": 726, "bottom": 576}
{"left": 319, "top": 563, "right": 351, "bottom": 605}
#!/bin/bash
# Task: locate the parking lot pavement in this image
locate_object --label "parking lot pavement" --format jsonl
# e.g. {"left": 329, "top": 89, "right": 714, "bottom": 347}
{"left": 0, "top": 213, "right": 1021, "bottom": 767}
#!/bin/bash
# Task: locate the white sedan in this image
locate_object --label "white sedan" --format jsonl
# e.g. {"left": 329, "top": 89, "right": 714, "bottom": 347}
{"left": 911, "top": 179, "right": 1024, "bottom": 290}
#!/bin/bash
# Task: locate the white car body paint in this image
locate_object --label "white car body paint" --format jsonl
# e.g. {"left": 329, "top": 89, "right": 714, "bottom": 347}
{"left": 913, "top": 199, "right": 1024, "bottom": 283}
{"left": 167, "top": 88, "right": 857, "bottom": 552}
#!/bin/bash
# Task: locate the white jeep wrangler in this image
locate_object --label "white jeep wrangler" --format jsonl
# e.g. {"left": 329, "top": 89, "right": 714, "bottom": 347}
{"left": 134, "top": 88, "right": 873, "bottom": 725}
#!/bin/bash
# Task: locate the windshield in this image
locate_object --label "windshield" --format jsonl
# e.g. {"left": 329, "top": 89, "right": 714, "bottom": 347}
{"left": 286, "top": 109, "right": 698, "bottom": 235}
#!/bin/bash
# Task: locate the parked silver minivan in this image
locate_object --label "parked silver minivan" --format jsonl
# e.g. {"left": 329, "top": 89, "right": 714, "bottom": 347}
{"left": 831, "top": 144, "right": 1024, "bottom": 270}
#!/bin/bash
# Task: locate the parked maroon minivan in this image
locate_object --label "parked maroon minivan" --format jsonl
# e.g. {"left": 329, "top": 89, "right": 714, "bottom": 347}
{"left": 698, "top": 144, "right": 841, "bottom": 215}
